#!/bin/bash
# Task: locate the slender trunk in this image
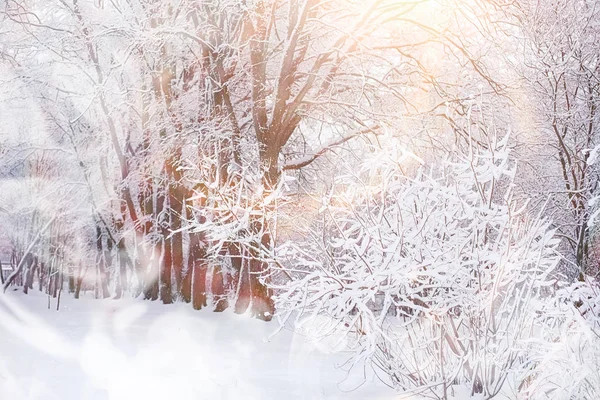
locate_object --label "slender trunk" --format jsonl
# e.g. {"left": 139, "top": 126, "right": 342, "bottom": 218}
{"left": 142, "top": 182, "right": 159, "bottom": 300}
{"left": 95, "top": 225, "right": 110, "bottom": 299}
{"left": 56, "top": 260, "right": 64, "bottom": 300}
{"left": 105, "top": 233, "right": 114, "bottom": 291}
{"left": 212, "top": 264, "right": 229, "bottom": 312}
{"left": 74, "top": 263, "right": 85, "bottom": 299}
{"left": 38, "top": 262, "right": 46, "bottom": 292}
{"left": 167, "top": 151, "right": 185, "bottom": 293}
{"left": 97, "top": 260, "right": 110, "bottom": 298}
{"left": 160, "top": 236, "right": 173, "bottom": 304}
{"left": 68, "top": 267, "right": 75, "bottom": 294}
{"left": 232, "top": 245, "right": 250, "bottom": 314}
{"left": 23, "top": 255, "right": 37, "bottom": 294}
{"left": 192, "top": 262, "right": 207, "bottom": 310}
{"left": 180, "top": 192, "right": 193, "bottom": 303}
{"left": 172, "top": 228, "right": 184, "bottom": 294}
{"left": 181, "top": 237, "right": 193, "bottom": 304}
{"left": 181, "top": 233, "right": 192, "bottom": 304}
{"left": 50, "top": 258, "right": 58, "bottom": 298}
{"left": 190, "top": 233, "right": 207, "bottom": 310}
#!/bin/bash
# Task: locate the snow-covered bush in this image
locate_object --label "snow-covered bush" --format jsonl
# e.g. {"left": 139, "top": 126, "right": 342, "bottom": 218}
{"left": 274, "top": 137, "right": 560, "bottom": 398}
{"left": 520, "top": 279, "right": 600, "bottom": 399}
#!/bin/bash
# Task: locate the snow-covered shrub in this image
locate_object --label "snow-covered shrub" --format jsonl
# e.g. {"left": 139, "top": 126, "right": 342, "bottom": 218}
{"left": 274, "top": 137, "right": 560, "bottom": 398}
{"left": 520, "top": 279, "right": 600, "bottom": 399}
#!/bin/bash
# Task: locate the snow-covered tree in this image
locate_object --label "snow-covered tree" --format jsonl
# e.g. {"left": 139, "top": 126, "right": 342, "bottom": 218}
{"left": 0, "top": 0, "right": 509, "bottom": 319}
{"left": 507, "top": 0, "right": 600, "bottom": 279}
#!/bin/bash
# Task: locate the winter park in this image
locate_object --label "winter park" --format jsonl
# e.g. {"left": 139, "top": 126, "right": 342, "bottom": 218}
{"left": 2, "top": 0, "right": 600, "bottom": 399}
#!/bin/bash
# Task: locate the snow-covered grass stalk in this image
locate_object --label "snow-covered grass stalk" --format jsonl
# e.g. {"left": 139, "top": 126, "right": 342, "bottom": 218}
{"left": 273, "top": 136, "right": 560, "bottom": 398}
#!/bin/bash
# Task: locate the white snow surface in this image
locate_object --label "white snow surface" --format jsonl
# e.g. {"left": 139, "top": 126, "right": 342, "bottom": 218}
{"left": 0, "top": 290, "right": 485, "bottom": 400}
{"left": 0, "top": 290, "right": 392, "bottom": 400}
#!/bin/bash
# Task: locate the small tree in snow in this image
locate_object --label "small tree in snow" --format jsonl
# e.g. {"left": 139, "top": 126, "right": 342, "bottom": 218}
{"left": 274, "top": 134, "right": 560, "bottom": 398}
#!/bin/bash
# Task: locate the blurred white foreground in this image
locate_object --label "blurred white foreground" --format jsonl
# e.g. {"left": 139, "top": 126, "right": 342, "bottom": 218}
{"left": 0, "top": 290, "right": 402, "bottom": 400}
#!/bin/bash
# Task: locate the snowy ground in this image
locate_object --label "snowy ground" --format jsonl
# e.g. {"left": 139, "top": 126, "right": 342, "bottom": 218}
{"left": 0, "top": 290, "right": 400, "bottom": 400}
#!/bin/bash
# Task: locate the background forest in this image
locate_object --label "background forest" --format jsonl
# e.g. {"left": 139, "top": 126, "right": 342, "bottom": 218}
{"left": 1, "top": 0, "right": 600, "bottom": 398}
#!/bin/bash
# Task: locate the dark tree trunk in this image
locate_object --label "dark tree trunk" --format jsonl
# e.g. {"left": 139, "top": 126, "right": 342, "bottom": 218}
{"left": 38, "top": 262, "right": 46, "bottom": 292}
{"left": 74, "top": 263, "right": 85, "bottom": 299}
{"left": 167, "top": 150, "right": 185, "bottom": 293}
{"left": 188, "top": 186, "right": 210, "bottom": 309}
{"left": 190, "top": 232, "right": 207, "bottom": 310}
{"left": 248, "top": 258, "right": 274, "bottom": 320}
{"left": 192, "top": 260, "right": 207, "bottom": 311}
{"left": 172, "top": 227, "right": 184, "bottom": 293}
{"left": 231, "top": 245, "right": 250, "bottom": 314}
{"left": 105, "top": 233, "right": 114, "bottom": 292}
{"left": 211, "top": 265, "right": 229, "bottom": 312}
{"left": 95, "top": 225, "right": 110, "bottom": 299}
{"left": 181, "top": 245, "right": 192, "bottom": 303}
{"left": 232, "top": 146, "right": 278, "bottom": 321}
{"left": 20, "top": 254, "right": 33, "bottom": 293}
{"left": 23, "top": 255, "right": 37, "bottom": 294}
{"left": 182, "top": 234, "right": 194, "bottom": 304}
{"left": 50, "top": 259, "right": 59, "bottom": 298}
{"left": 68, "top": 268, "right": 75, "bottom": 294}
{"left": 160, "top": 236, "right": 173, "bottom": 304}
{"left": 234, "top": 249, "right": 274, "bottom": 321}
{"left": 180, "top": 192, "right": 193, "bottom": 303}
{"left": 56, "top": 263, "right": 64, "bottom": 299}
